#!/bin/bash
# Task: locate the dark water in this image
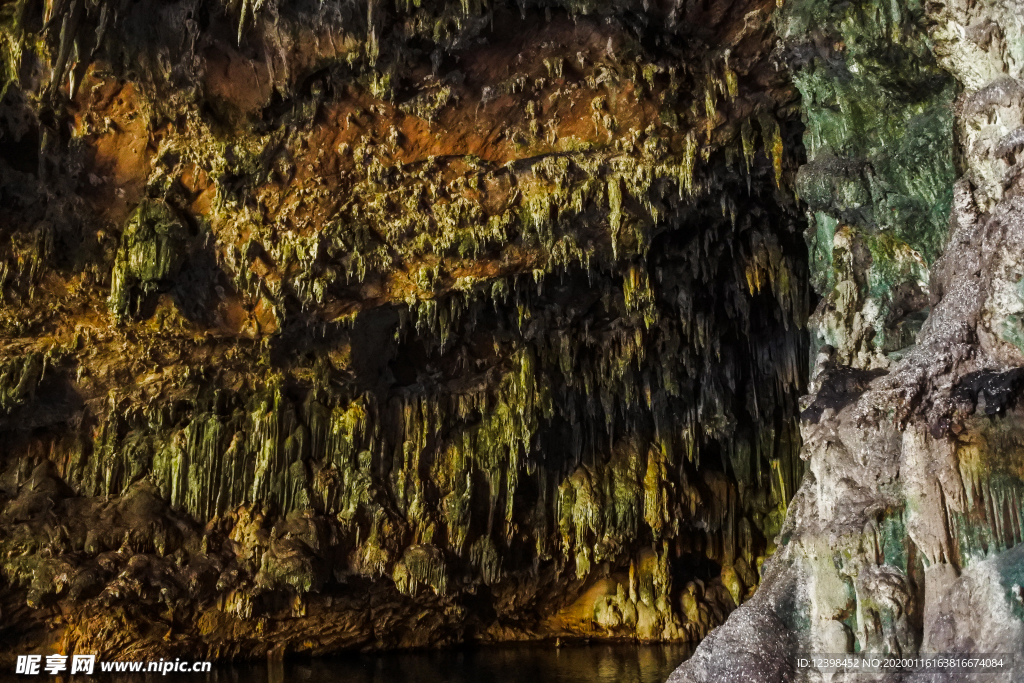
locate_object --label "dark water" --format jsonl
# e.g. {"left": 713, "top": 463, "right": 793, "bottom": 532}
{"left": 17, "top": 643, "right": 692, "bottom": 683}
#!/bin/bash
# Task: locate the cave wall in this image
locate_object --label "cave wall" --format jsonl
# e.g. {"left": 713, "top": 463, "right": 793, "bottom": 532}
{"left": 0, "top": 0, "right": 810, "bottom": 661}
{"left": 672, "top": 0, "right": 1024, "bottom": 678}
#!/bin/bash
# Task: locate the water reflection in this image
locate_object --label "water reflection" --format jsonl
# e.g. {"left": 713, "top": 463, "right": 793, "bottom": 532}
{"left": 51, "top": 643, "right": 692, "bottom": 683}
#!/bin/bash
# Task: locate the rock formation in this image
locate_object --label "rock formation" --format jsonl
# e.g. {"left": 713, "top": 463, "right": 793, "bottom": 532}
{"left": 672, "top": 0, "right": 1024, "bottom": 679}
{"left": 0, "top": 0, "right": 812, "bottom": 662}
{"left": 5, "top": 0, "right": 1016, "bottom": 669}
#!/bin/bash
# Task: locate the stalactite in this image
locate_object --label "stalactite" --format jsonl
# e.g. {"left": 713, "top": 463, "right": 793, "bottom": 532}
{"left": 0, "top": 0, "right": 813, "bottom": 656}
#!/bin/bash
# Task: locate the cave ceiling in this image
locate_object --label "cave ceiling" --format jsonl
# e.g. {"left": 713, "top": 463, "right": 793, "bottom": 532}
{"left": 0, "top": 0, "right": 815, "bottom": 659}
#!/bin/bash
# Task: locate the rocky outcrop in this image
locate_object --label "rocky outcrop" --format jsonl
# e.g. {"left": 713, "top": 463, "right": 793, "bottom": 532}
{"left": 672, "top": 0, "right": 1024, "bottom": 679}
{"left": 0, "top": 0, "right": 811, "bottom": 663}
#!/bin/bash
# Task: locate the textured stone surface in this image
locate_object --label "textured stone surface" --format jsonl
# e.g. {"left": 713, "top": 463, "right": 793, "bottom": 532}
{"left": 5, "top": 0, "right": 1019, "bottom": 668}
{"left": 0, "top": 0, "right": 812, "bottom": 663}
{"left": 672, "top": 0, "right": 1024, "bottom": 678}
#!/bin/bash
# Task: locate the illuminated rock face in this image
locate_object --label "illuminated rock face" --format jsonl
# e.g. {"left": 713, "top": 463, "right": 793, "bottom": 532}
{"left": 0, "top": 0, "right": 811, "bottom": 661}
{"left": 673, "top": 0, "right": 1024, "bottom": 679}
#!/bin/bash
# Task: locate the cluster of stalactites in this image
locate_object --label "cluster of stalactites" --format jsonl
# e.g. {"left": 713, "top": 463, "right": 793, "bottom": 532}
{"left": 222, "top": 100, "right": 793, "bottom": 332}
{"left": 49, "top": 232, "right": 806, "bottom": 605}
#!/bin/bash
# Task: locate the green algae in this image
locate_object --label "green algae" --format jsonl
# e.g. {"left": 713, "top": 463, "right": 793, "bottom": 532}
{"left": 109, "top": 200, "right": 190, "bottom": 321}
{"left": 780, "top": 0, "right": 957, "bottom": 362}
